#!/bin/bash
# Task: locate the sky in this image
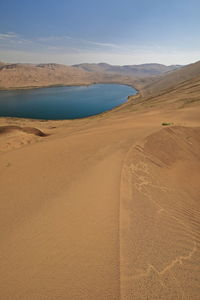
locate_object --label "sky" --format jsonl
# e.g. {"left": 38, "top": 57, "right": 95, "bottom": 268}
{"left": 0, "top": 0, "right": 200, "bottom": 65}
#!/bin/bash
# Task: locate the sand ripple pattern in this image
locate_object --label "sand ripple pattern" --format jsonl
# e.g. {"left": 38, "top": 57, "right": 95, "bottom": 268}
{"left": 120, "top": 126, "right": 200, "bottom": 299}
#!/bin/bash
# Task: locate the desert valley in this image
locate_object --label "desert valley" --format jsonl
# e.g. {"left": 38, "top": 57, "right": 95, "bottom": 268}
{"left": 1, "top": 0, "right": 200, "bottom": 298}
{"left": 0, "top": 59, "right": 200, "bottom": 299}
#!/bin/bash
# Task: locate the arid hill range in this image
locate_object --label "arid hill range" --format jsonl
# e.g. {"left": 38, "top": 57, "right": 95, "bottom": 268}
{"left": 0, "top": 61, "right": 181, "bottom": 90}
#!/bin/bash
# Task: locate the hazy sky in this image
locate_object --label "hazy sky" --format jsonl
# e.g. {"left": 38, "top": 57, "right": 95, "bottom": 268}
{"left": 0, "top": 0, "right": 199, "bottom": 65}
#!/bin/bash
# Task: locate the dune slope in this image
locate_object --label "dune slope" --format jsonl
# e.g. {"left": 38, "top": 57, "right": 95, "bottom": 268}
{"left": 0, "top": 62, "right": 200, "bottom": 299}
{"left": 141, "top": 60, "right": 200, "bottom": 97}
{"left": 120, "top": 126, "right": 200, "bottom": 299}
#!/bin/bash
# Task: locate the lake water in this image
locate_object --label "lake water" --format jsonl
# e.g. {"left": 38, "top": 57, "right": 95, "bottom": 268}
{"left": 0, "top": 84, "right": 136, "bottom": 120}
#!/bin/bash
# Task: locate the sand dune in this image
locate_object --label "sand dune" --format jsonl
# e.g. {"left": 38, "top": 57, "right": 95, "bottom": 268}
{"left": 0, "top": 125, "right": 47, "bottom": 136}
{"left": 0, "top": 125, "right": 48, "bottom": 153}
{"left": 0, "top": 62, "right": 200, "bottom": 299}
{"left": 120, "top": 126, "right": 200, "bottom": 299}
{"left": 141, "top": 60, "right": 200, "bottom": 97}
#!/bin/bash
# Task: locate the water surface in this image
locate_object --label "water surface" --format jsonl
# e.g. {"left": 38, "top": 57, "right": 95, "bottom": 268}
{"left": 0, "top": 84, "right": 136, "bottom": 120}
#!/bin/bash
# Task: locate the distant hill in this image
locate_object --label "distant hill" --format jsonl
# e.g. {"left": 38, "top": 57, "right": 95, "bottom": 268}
{"left": 0, "top": 62, "right": 148, "bottom": 90}
{"left": 0, "top": 62, "right": 7, "bottom": 67}
{"left": 1, "top": 61, "right": 198, "bottom": 93}
{"left": 0, "top": 63, "right": 93, "bottom": 89}
{"left": 73, "top": 63, "right": 182, "bottom": 77}
{"left": 140, "top": 60, "right": 200, "bottom": 97}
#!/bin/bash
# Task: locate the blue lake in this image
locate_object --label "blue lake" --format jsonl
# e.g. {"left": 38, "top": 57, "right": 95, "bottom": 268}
{"left": 0, "top": 84, "right": 136, "bottom": 120}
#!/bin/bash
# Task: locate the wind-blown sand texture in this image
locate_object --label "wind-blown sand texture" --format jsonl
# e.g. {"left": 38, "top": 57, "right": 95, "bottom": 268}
{"left": 0, "top": 61, "right": 200, "bottom": 299}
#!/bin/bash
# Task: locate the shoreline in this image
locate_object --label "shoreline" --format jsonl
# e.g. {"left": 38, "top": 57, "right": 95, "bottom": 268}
{"left": 0, "top": 81, "right": 137, "bottom": 92}
{"left": 0, "top": 82, "right": 139, "bottom": 122}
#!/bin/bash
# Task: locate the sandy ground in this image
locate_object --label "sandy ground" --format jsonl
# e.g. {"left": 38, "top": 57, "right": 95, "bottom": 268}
{"left": 0, "top": 92, "right": 200, "bottom": 299}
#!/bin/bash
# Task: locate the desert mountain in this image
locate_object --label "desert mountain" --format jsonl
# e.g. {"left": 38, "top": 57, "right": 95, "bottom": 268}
{"left": 0, "top": 63, "right": 93, "bottom": 89}
{"left": 0, "top": 62, "right": 182, "bottom": 90}
{"left": 0, "top": 62, "right": 142, "bottom": 90}
{"left": 74, "top": 62, "right": 181, "bottom": 77}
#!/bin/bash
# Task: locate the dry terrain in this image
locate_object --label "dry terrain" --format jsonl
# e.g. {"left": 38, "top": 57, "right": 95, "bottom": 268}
{"left": 0, "top": 62, "right": 181, "bottom": 91}
{"left": 0, "top": 62, "right": 135, "bottom": 90}
{"left": 73, "top": 62, "right": 181, "bottom": 77}
{"left": 0, "top": 61, "right": 200, "bottom": 299}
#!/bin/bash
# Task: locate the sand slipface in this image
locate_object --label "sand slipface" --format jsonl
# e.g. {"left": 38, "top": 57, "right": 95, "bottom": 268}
{"left": 0, "top": 62, "right": 200, "bottom": 299}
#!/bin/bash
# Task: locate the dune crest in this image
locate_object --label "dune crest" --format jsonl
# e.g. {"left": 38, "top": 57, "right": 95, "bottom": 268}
{"left": 0, "top": 125, "right": 47, "bottom": 136}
